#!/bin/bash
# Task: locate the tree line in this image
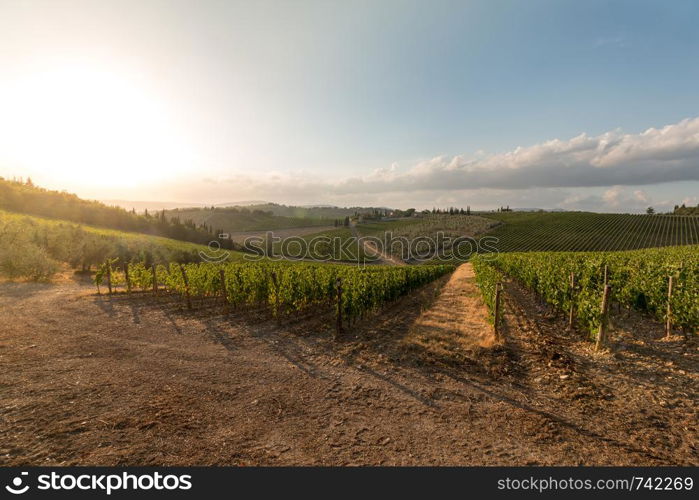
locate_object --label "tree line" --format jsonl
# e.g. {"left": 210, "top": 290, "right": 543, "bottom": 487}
{"left": 673, "top": 203, "right": 699, "bottom": 216}
{"left": 0, "top": 178, "right": 233, "bottom": 248}
{"left": 428, "top": 206, "right": 473, "bottom": 215}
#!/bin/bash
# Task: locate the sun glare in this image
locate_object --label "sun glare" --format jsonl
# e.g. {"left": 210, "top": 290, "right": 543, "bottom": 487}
{"left": 0, "top": 62, "right": 192, "bottom": 190}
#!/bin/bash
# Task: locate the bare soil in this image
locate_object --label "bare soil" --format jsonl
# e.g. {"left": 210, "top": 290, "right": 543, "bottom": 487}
{"left": 0, "top": 265, "right": 696, "bottom": 465}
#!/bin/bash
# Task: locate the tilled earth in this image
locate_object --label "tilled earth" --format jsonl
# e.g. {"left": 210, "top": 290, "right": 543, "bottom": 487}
{"left": 0, "top": 268, "right": 696, "bottom": 465}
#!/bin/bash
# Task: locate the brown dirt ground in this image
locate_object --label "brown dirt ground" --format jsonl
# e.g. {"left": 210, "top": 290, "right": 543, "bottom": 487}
{"left": 401, "top": 263, "right": 495, "bottom": 353}
{"left": 0, "top": 264, "right": 696, "bottom": 466}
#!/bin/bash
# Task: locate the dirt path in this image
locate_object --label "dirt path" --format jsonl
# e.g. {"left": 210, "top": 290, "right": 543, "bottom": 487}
{"left": 401, "top": 263, "right": 495, "bottom": 355}
{"left": 0, "top": 271, "right": 696, "bottom": 466}
{"left": 349, "top": 223, "right": 405, "bottom": 266}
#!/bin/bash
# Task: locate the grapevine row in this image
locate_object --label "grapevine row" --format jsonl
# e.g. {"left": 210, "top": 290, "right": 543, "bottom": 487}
{"left": 479, "top": 213, "right": 699, "bottom": 253}
{"left": 471, "top": 258, "right": 504, "bottom": 324}
{"left": 95, "top": 260, "right": 455, "bottom": 329}
{"left": 472, "top": 245, "right": 698, "bottom": 336}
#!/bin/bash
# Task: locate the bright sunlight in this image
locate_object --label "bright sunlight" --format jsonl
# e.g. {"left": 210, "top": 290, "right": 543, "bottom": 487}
{"left": 0, "top": 60, "right": 192, "bottom": 190}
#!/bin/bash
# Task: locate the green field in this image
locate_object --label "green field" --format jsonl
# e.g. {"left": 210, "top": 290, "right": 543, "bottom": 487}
{"left": 357, "top": 215, "right": 496, "bottom": 262}
{"left": 357, "top": 215, "right": 494, "bottom": 239}
{"left": 271, "top": 227, "right": 373, "bottom": 262}
{"left": 478, "top": 212, "right": 699, "bottom": 252}
{"left": 286, "top": 212, "right": 699, "bottom": 264}
{"left": 166, "top": 207, "right": 336, "bottom": 232}
{"left": 358, "top": 212, "right": 699, "bottom": 259}
{"left": 219, "top": 203, "right": 373, "bottom": 219}
{"left": 355, "top": 218, "right": 424, "bottom": 237}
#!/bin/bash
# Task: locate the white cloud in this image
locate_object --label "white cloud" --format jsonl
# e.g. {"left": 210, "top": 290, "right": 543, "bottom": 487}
{"left": 229, "top": 116, "right": 699, "bottom": 197}
{"left": 602, "top": 187, "right": 624, "bottom": 207}
{"left": 681, "top": 196, "right": 699, "bottom": 206}
{"left": 633, "top": 190, "right": 650, "bottom": 203}
{"left": 77, "top": 117, "right": 699, "bottom": 212}
{"left": 562, "top": 187, "right": 657, "bottom": 213}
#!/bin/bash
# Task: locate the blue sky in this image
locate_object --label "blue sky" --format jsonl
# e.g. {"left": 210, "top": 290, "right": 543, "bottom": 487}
{"left": 1, "top": 0, "right": 698, "bottom": 211}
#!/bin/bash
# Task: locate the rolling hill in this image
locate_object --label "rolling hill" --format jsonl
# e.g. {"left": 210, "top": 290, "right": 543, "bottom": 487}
{"left": 479, "top": 211, "right": 699, "bottom": 252}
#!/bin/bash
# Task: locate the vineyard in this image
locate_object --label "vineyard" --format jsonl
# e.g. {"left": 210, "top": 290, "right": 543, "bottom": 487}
{"left": 479, "top": 212, "right": 699, "bottom": 252}
{"left": 272, "top": 227, "right": 369, "bottom": 262}
{"left": 95, "top": 260, "right": 455, "bottom": 330}
{"left": 472, "top": 257, "right": 504, "bottom": 324}
{"left": 0, "top": 210, "right": 243, "bottom": 281}
{"left": 472, "top": 245, "right": 699, "bottom": 342}
{"left": 357, "top": 215, "right": 497, "bottom": 262}
{"left": 166, "top": 206, "right": 336, "bottom": 233}
{"left": 356, "top": 215, "right": 495, "bottom": 240}
{"left": 267, "top": 212, "right": 699, "bottom": 264}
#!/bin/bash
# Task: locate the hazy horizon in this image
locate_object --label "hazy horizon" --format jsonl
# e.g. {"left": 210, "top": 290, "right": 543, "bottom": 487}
{"left": 1, "top": 0, "right": 699, "bottom": 213}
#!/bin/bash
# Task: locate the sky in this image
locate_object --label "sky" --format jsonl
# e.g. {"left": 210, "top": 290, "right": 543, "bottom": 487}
{"left": 0, "top": 0, "right": 698, "bottom": 212}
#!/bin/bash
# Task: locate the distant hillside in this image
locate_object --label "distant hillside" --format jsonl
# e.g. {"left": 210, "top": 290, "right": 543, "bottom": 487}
{"left": 211, "top": 203, "right": 386, "bottom": 219}
{"left": 479, "top": 211, "right": 699, "bottom": 252}
{"left": 673, "top": 203, "right": 699, "bottom": 215}
{"left": 214, "top": 200, "right": 269, "bottom": 207}
{"left": 0, "top": 209, "right": 244, "bottom": 281}
{"left": 101, "top": 199, "right": 205, "bottom": 211}
{"left": 165, "top": 206, "right": 337, "bottom": 232}
{"left": 0, "top": 178, "right": 232, "bottom": 248}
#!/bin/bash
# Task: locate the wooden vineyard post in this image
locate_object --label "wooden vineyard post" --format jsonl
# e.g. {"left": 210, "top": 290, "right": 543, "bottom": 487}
{"left": 106, "top": 263, "right": 113, "bottom": 295}
{"left": 179, "top": 264, "right": 193, "bottom": 310}
{"left": 603, "top": 264, "right": 608, "bottom": 286}
{"left": 124, "top": 263, "right": 131, "bottom": 294}
{"left": 493, "top": 282, "right": 502, "bottom": 340}
{"left": 219, "top": 269, "right": 227, "bottom": 305}
{"left": 568, "top": 272, "right": 575, "bottom": 330}
{"left": 152, "top": 264, "right": 158, "bottom": 295}
{"left": 665, "top": 276, "right": 674, "bottom": 338}
{"left": 335, "top": 278, "right": 343, "bottom": 340}
{"left": 596, "top": 284, "right": 611, "bottom": 351}
{"left": 271, "top": 272, "right": 281, "bottom": 324}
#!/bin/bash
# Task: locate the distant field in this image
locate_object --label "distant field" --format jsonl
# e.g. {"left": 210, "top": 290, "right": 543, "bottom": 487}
{"left": 278, "top": 218, "right": 444, "bottom": 263}
{"left": 218, "top": 203, "right": 371, "bottom": 219}
{"left": 355, "top": 218, "right": 422, "bottom": 237}
{"left": 273, "top": 215, "right": 497, "bottom": 264}
{"left": 225, "top": 225, "right": 337, "bottom": 244}
{"left": 357, "top": 215, "right": 496, "bottom": 263}
{"left": 165, "top": 207, "right": 336, "bottom": 232}
{"left": 478, "top": 212, "right": 699, "bottom": 252}
{"left": 297, "top": 212, "right": 699, "bottom": 263}
{"left": 272, "top": 227, "right": 370, "bottom": 262}
{"left": 357, "top": 215, "right": 495, "bottom": 240}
